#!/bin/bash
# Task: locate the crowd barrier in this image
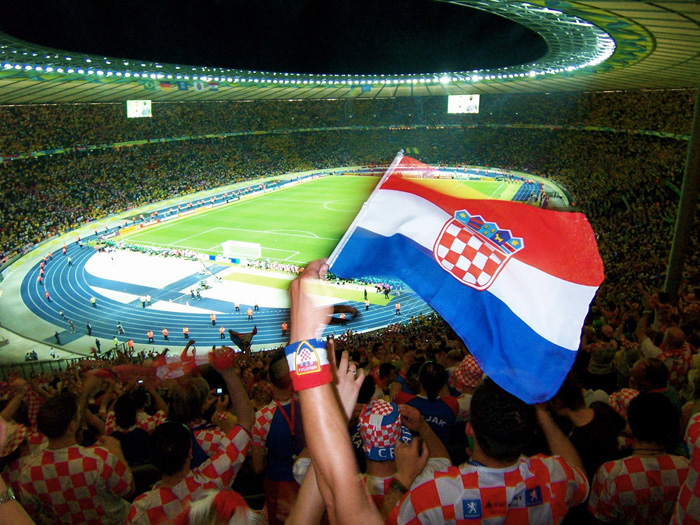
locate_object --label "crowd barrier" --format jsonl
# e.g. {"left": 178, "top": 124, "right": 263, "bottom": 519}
{"left": 0, "top": 346, "right": 124, "bottom": 380}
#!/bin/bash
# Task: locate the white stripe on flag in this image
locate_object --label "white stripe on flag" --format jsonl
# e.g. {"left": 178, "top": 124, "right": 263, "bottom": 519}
{"left": 491, "top": 259, "right": 597, "bottom": 351}
{"left": 356, "top": 190, "right": 446, "bottom": 249}
{"left": 357, "top": 189, "right": 594, "bottom": 350}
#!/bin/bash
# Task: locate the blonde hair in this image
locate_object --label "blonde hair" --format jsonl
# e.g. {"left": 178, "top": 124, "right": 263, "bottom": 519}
{"left": 168, "top": 376, "right": 210, "bottom": 423}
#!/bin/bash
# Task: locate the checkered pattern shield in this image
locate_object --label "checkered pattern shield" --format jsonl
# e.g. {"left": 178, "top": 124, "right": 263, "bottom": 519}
{"left": 296, "top": 344, "right": 320, "bottom": 374}
{"left": 433, "top": 218, "right": 512, "bottom": 291}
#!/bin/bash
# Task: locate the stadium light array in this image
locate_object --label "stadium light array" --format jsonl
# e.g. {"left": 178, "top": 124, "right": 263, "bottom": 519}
{"left": 0, "top": 0, "right": 615, "bottom": 96}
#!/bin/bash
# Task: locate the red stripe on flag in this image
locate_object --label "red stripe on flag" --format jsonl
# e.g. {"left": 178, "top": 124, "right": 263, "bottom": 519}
{"left": 380, "top": 173, "right": 603, "bottom": 286}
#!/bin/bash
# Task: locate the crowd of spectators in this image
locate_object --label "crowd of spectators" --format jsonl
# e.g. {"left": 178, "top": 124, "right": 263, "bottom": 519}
{"left": 0, "top": 90, "right": 692, "bottom": 155}
{"left": 1, "top": 259, "right": 699, "bottom": 522}
{"left": 0, "top": 88, "right": 700, "bottom": 522}
{"left": 1, "top": 89, "right": 696, "bottom": 276}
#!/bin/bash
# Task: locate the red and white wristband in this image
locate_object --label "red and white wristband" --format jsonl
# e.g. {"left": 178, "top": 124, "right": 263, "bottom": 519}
{"left": 284, "top": 339, "right": 332, "bottom": 391}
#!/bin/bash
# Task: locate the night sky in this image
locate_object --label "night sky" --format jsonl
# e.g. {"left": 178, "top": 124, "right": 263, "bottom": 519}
{"left": 0, "top": 0, "right": 547, "bottom": 75}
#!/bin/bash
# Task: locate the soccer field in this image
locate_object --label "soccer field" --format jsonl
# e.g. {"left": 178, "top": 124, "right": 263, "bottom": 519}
{"left": 119, "top": 175, "right": 517, "bottom": 265}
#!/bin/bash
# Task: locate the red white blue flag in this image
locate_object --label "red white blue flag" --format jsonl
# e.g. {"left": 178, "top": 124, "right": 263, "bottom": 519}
{"left": 329, "top": 153, "right": 604, "bottom": 403}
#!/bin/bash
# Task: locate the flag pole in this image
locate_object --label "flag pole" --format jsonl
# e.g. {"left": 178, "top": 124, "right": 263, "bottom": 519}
{"left": 327, "top": 150, "right": 405, "bottom": 268}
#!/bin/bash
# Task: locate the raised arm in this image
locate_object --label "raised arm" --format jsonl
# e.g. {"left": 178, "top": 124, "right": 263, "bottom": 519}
{"left": 287, "top": 345, "right": 366, "bottom": 525}
{"left": 535, "top": 403, "right": 585, "bottom": 474}
{"left": 0, "top": 379, "right": 27, "bottom": 422}
{"left": 213, "top": 347, "right": 255, "bottom": 433}
{"left": 99, "top": 380, "right": 117, "bottom": 416}
{"left": 0, "top": 419, "right": 35, "bottom": 525}
{"left": 147, "top": 384, "right": 168, "bottom": 415}
{"left": 399, "top": 404, "right": 449, "bottom": 461}
{"left": 288, "top": 260, "right": 381, "bottom": 525}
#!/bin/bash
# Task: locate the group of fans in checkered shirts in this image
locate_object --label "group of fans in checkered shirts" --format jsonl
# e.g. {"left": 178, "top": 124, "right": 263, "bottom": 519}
{"left": 0, "top": 267, "right": 699, "bottom": 523}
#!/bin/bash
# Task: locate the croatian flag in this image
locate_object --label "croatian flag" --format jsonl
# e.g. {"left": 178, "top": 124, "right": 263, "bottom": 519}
{"left": 329, "top": 152, "right": 604, "bottom": 403}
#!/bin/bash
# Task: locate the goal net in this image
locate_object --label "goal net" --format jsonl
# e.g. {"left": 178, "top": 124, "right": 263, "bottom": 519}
{"left": 221, "top": 240, "right": 262, "bottom": 260}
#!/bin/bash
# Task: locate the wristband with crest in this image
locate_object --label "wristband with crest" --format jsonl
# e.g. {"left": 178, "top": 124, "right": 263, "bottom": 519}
{"left": 284, "top": 339, "right": 332, "bottom": 391}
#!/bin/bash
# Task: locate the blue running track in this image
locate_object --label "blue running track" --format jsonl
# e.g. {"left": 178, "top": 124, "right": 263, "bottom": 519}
{"left": 21, "top": 238, "right": 433, "bottom": 352}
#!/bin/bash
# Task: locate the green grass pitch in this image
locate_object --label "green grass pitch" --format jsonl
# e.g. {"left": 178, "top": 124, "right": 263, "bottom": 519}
{"left": 119, "top": 175, "right": 517, "bottom": 265}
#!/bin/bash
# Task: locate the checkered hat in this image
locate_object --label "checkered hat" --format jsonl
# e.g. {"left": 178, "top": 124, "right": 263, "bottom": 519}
{"left": 609, "top": 388, "right": 640, "bottom": 419}
{"left": 451, "top": 355, "right": 484, "bottom": 391}
{"left": 359, "top": 399, "right": 412, "bottom": 461}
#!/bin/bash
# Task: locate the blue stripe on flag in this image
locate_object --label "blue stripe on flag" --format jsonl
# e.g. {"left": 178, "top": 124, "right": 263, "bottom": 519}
{"left": 331, "top": 227, "right": 576, "bottom": 403}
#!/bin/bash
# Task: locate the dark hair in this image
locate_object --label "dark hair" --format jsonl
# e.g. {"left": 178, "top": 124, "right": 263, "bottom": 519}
{"left": 114, "top": 394, "right": 138, "bottom": 429}
{"left": 357, "top": 376, "right": 376, "bottom": 405}
{"left": 406, "top": 360, "right": 423, "bottom": 395}
{"left": 470, "top": 378, "right": 536, "bottom": 463}
{"left": 269, "top": 349, "right": 291, "bottom": 389}
{"left": 632, "top": 358, "right": 669, "bottom": 391}
{"left": 150, "top": 422, "right": 192, "bottom": 475}
{"left": 419, "top": 361, "right": 447, "bottom": 402}
{"left": 552, "top": 373, "right": 585, "bottom": 410}
{"left": 37, "top": 391, "right": 79, "bottom": 439}
{"left": 378, "top": 362, "right": 396, "bottom": 380}
{"left": 406, "top": 361, "right": 423, "bottom": 379}
{"left": 628, "top": 392, "right": 677, "bottom": 444}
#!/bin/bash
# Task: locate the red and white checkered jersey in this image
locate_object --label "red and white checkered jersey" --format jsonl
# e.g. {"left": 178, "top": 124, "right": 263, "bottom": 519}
{"left": 188, "top": 418, "right": 228, "bottom": 457}
{"left": 126, "top": 424, "right": 250, "bottom": 524}
{"left": 672, "top": 412, "right": 700, "bottom": 524}
{"left": 608, "top": 388, "right": 640, "bottom": 419}
{"left": 363, "top": 458, "right": 451, "bottom": 510}
{"left": 589, "top": 454, "right": 689, "bottom": 524}
{"left": 657, "top": 344, "right": 693, "bottom": 391}
{"left": 585, "top": 340, "right": 619, "bottom": 375}
{"left": 104, "top": 410, "right": 167, "bottom": 435}
{"left": 254, "top": 398, "right": 300, "bottom": 447}
{"left": 253, "top": 401, "right": 277, "bottom": 447}
{"left": 387, "top": 454, "right": 588, "bottom": 524}
{"left": 19, "top": 444, "right": 134, "bottom": 524}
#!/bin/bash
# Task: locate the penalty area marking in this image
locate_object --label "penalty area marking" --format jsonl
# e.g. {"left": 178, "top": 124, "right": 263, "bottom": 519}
{"left": 323, "top": 199, "right": 359, "bottom": 212}
{"left": 267, "top": 229, "right": 320, "bottom": 239}
{"left": 174, "top": 227, "right": 221, "bottom": 245}
{"left": 199, "top": 226, "right": 336, "bottom": 241}
{"left": 260, "top": 247, "right": 303, "bottom": 263}
{"left": 264, "top": 247, "right": 300, "bottom": 258}
{"left": 123, "top": 239, "right": 216, "bottom": 253}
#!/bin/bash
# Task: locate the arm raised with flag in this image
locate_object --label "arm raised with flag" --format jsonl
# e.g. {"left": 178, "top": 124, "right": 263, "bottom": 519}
{"left": 286, "top": 259, "right": 382, "bottom": 525}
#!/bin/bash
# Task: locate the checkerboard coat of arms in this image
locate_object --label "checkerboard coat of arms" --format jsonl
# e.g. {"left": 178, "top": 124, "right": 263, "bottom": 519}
{"left": 295, "top": 342, "right": 321, "bottom": 375}
{"left": 433, "top": 209, "right": 524, "bottom": 290}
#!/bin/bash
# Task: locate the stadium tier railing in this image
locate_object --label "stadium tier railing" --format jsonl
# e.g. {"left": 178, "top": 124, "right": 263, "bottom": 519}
{"left": 0, "top": 347, "right": 123, "bottom": 380}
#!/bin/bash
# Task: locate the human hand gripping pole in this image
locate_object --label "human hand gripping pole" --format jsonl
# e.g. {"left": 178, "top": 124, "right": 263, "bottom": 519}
{"left": 286, "top": 259, "right": 382, "bottom": 525}
{"left": 285, "top": 259, "right": 334, "bottom": 391}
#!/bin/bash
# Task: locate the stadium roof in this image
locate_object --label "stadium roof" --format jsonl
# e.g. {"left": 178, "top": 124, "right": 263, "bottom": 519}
{"left": 0, "top": 0, "right": 699, "bottom": 104}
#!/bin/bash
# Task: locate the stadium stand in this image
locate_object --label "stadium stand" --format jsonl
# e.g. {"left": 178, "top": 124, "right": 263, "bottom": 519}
{"left": 1, "top": 89, "right": 699, "bottom": 523}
